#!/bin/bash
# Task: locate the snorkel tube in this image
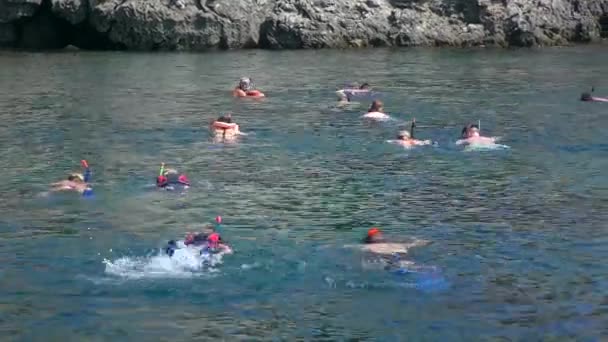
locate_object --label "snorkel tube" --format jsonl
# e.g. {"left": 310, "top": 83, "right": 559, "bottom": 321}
{"left": 157, "top": 163, "right": 168, "bottom": 187}
{"left": 214, "top": 215, "right": 222, "bottom": 233}
{"left": 80, "top": 160, "right": 93, "bottom": 197}
{"left": 81, "top": 160, "right": 91, "bottom": 182}
{"left": 410, "top": 118, "right": 416, "bottom": 139}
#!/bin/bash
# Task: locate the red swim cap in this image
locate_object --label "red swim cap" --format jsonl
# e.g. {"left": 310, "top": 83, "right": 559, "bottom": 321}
{"left": 157, "top": 175, "right": 168, "bottom": 187}
{"left": 208, "top": 233, "right": 220, "bottom": 244}
{"left": 367, "top": 228, "right": 380, "bottom": 237}
{"left": 178, "top": 174, "right": 190, "bottom": 185}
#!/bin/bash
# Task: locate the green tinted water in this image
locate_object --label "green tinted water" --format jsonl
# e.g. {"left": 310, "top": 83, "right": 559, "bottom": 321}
{"left": 1, "top": 47, "right": 607, "bottom": 340}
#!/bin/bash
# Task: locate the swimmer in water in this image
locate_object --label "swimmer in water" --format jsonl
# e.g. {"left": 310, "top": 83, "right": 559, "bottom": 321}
{"left": 580, "top": 91, "right": 608, "bottom": 102}
{"left": 456, "top": 123, "right": 497, "bottom": 146}
{"left": 233, "top": 77, "right": 265, "bottom": 98}
{"left": 50, "top": 160, "right": 93, "bottom": 195}
{"left": 390, "top": 119, "right": 432, "bottom": 147}
{"left": 368, "top": 100, "right": 384, "bottom": 113}
{"left": 165, "top": 223, "right": 232, "bottom": 256}
{"left": 210, "top": 113, "right": 241, "bottom": 139}
{"left": 204, "top": 232, "right": 232, "bottom": 254}
{"left": 50, "top": 173, "right": 90, "bottom": 194}
{"left": 394, "top": 130, "right": 432, "bottom": 147}
{"left": 362, "top": 100, "right": 390, "bottom": 120}
{"left": 336, "top": 82, "right": 371, "bottom": 103}
{"left": 183, "top": 224, "right": 216, "bottom": 246}
{"left": 359, "top": 228, "right": 430, "bottom": 256}
{"left": 185, "top": 226, "right": 232, "bottom": 253}
{"left": 156, "top": 165, "right": 190, "bottom": 190}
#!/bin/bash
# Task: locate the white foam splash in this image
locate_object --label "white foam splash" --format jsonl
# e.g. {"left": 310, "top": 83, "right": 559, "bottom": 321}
{"left": 464, "top": 142, "right": 510, "bottom": 151}
{"left": 103, "top": 248, "right": 225, "bottom": 279}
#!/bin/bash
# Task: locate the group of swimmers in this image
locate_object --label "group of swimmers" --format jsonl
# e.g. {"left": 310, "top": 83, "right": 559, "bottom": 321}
{"left": 51, "top": 78, "right": 606, "bottom": 262}
{"left": 336, "top": 82, "right": 499, "bottom": 148}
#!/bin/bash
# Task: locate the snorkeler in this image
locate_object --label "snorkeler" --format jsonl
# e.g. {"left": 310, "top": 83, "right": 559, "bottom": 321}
{"left": 233, "top": 77, "right": 265, "bottom": 98}
{"left": 362, "top": 100, "right": 390, "bottom": 120}
{"left": 336, "top": 82, "right": 371, "bottom": 102}
{"left": 358, "top": 228, "right": 430, "bottom": 256}
{"left": 210, "top": 113, "right": 241, "bottom": 139}
{"left": 204, "top": 232, "right": 232, "bottom": 254}
{"left": 363, "top": 227, "right": 386, "bottom": 244}
{"left": 183, "top": 224, "right": 216, "bottom": 246}
{"left": 156, "top": 163, "right": 190, "bottom": 190}
{"left": 368, "top": 100, "right": 384, "bottom": 113}
{"left": 50, "top": 160, "right": 93, "bottom": 196}
{"left": 456, "top": 123, "right": 497, "bottom": 146}
{"left": 580, "top": 91, "right": 608, "bottom": 102}
{"left": 390, "top": 119, "right": 432, "bottom": 147}
{"left": 165, "top": 223, "right": 232, "bottom": 257}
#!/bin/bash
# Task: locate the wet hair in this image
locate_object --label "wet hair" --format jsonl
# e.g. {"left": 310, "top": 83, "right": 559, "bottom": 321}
{"left": 369, "top": 100, "right": 383, "bottom": 112}
{"left": 360, "top": 83, "right": 370, "bottom": 90}
{"left": 217, "top": 115, "right": 232, "bottom": 123}
{"left": 461, "top": 124, "right": 479, "bottom": 138}
{"left": 397, "top": 130, "right": 410, "bottom": 140}
{"left": 67, "top": 174, "right": 83, "bottom": 182}
{"left": 363, "top": 235, "right": 384, "bottom": 244}
{"left": 581, "top": 92, "right": 592, "bottom": 101}
{"left": 461, "top": 126, "right": 469, "bottom": 138}
{"left": 193, "top": 233, "right": 207, "bottom": 243}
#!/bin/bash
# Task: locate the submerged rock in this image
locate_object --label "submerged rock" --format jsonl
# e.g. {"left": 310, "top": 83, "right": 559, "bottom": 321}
{"left": 0, "top": 0, "right": 606, "bottom": 50}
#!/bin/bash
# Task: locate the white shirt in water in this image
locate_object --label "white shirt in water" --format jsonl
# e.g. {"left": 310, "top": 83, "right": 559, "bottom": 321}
{"left": 362, "top": 111, "right": 390, "bottom": 120}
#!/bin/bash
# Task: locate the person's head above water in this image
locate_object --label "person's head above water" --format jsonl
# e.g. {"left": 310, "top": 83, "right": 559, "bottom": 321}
{"left": 360, "top": 83, "right": 370, "bottom": 90}
{"left": 397, "top": 130, "right": 410, "bottom": 140}
{"left": 468, "top": 125, "right": 480, "bottom": 137}
{"left": 461, "top": 123, "right": 480, "bottom": 138}
{"left": 207, "top": 232, "right": 221, "bottom": 248}
{"left": 217, "top": 113, "right": 232, "bottom": 123}
{"left": 581, "top": 92, "right": 592, "bottom": 101}
{"left": 368, "top": 100, "right": 384, "bottom": 113}
{"left": 363, "top": 227, "right": 383, "bottom": 244}
{"left": 238, "top": 77, "right": 252, "bottom": 91}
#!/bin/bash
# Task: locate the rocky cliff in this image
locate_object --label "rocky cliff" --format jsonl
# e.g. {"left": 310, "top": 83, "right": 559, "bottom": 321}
{"left": 1, "top": 0, "right": 607, "bottom": 50}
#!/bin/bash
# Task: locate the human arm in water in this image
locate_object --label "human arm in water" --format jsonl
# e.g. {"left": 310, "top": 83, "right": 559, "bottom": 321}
{"left": 233, "top": 88, "right": 247, "bottom": 97}
{"left": 413, "top": 139, "right": 432, "bottom": 146}
{"left": 216, "top": 243, "right": 233, "bottom": 254}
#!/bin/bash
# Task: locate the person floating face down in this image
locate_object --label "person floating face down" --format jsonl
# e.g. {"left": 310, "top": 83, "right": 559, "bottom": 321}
{"left": 394, "top": 119, "right": 432, "bottom": 147}
{"left": 168, "top": 224, "right": 232, "bottom": 255}
{"left": 360, "top": 228, "right": 430, "bottom": 263}
{"left": 456, "top": 123, "right": 496, "bottom": 146}
{"left": 233, "top": 77, "right": 265, "bottom": 98}
{"left": 580, "top": 92, "right": 608, "bottom": 102}
{"left": 363, "top": 227, "right": 385, "bottom": 244}
{"left": 337, "top": 82, "right": 371, "bottom": 103}
{"left": 50, "top": 161, "right": 93, "bottom": 196}
{"left": 156, "top": 167, "right": 190, "bottom": 190}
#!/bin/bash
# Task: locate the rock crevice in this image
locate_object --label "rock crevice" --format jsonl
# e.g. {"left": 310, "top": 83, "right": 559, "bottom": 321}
{"left": 0, "top": 0, "right": 606, "bottom": 50}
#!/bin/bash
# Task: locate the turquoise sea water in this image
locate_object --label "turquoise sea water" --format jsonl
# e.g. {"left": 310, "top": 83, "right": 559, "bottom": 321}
{"left": 1, "top": 47, "right": 607, "bottom": 340}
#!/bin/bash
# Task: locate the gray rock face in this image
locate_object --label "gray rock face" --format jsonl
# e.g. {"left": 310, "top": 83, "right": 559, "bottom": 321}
{"left": 0, "top": 0, "right": 43, "bottom": 23}
{"left": 51, "top": 0, "right": 87, "bottom": 25}
{"left": 0, "top": 0, "right": 606, "bottom": 49}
